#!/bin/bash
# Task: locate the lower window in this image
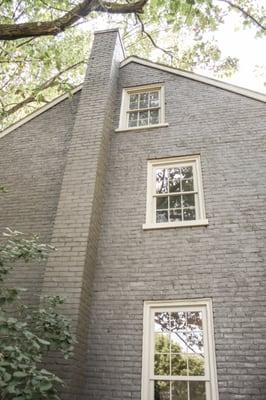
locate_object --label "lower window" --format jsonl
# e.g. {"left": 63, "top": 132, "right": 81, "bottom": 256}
{"left": 142, "top": 300, "right": 218, "bottom": 400}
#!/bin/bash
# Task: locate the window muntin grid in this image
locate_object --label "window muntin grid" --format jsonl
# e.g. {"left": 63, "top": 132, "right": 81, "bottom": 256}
{"left": 153, "top": 163, "right": 198, "bottom": 224}
{"left": 127, "top": 90, "right": 160, "bottom": 128}
{"left": 151, "top": 307, "right": 209, "bottom": 400}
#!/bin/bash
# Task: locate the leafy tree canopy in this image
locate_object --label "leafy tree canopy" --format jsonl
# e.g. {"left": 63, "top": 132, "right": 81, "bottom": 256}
{"left": 0, "top": 0, "right": 265, "bottom": 130}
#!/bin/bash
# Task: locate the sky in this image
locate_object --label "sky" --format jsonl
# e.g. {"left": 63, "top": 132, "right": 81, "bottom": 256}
{"left": 198, "top": 11, "right": 266, "bottom": 93}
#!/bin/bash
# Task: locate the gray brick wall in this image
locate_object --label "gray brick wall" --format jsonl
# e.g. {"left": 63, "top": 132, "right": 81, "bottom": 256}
{"left": 85, "top": 62, "right": 266, "bottom": 400}
{"left": 0, "top": 92, "right": 81, "bottom": 303}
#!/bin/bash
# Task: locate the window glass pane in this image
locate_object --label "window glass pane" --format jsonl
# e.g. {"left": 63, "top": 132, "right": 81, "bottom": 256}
{"left": 170, "top": 196, "right": 181, "bottom": 209}
{"left": 187, "top": 311, "right": 203, "bottom": 330}
{"left": 171, "top": 353, "right": 188, "bottom": 376}
{"left": 170, "top": 331, "right": 187, "bottom": 354}
{"left": 181, "top": 166, "right": 193, "bottom": 179}
{"left": 157, "top": 197, "right": 168, "bottom": 210}
{"left": 188, "top": 354, "right": 205, "bottom": 376}
{"left": 156, "top": 211, "right": 168, "bottom": 223}
{"left": 171, "top": 312, "right": 187, "bottom": 330}
{"left": 172, "top": 381, "right": 188, "bottom": 400}
{"left": 169, "top": 168, "right": 181, "bottom": 193}
{"left": 183, "top": 209, "right": 196, "bottom": 221}
{"left": 186, "top": 311, "right": 204, "bottom": 354}
{"left": 128, "top": 111, "right": 138, "bottom": 127}
{"left": 186, "top": 331, "right": 204, "bottom": 355}
{"left": 182, "top": 179, "right": 193, "bottom": 192}
{"left": 150, "top": 91, "right": 159, "bottom": 107}
{"left": 169, "top": 210, "right": 182, "bottom": 222}
{"left": 189, "top": 381, "right": 206, "bottom": 400}
{"left": 154, "top": 381, "right": 170, "bottom": 400}
{"left": 154, "top": 312, "right": 170, "bottom": 333}
{"left": 155, "top": 333, "right": 170, "bottom": 353}
{"left": 156, "top": 169, "right": 168, "bottom": 193}
{"left": 154, "top": 354, "right": 170, "bottom": 375}
{"left": 150, "top": 109, "right": 159, "bottom": 125}
{"left": 170, "top": 313, "right": 188, "bottom": 353}
{"left": 139, "top": 92, "right": 149, "bottom": 109}
{"left": 182, "top": 194, "right": 195, "bottom": 208}
{"left": 129, "top": 94, "right": 138, "bottom": 110}
{"left": 139, "top": 110, "right": 149, "bottom": 126}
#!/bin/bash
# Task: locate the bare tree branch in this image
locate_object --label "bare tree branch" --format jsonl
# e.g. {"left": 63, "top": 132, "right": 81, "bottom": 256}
{"left": 136, "top": 13, "right": 174, "bottom": 60}
{"left": 0, "top": 0, "right": 149, "bottom": 40}
{"left": 219, "top": 0, "right": 265, "bottom": 31}
{"left": 16, "top": 38, "right": 35, "bottom": 48}
{"left": 2, "top": 61, "right": 84, "bottom": 117}
{"left": 39, "top": 0, "right": 71, "bottom": 14}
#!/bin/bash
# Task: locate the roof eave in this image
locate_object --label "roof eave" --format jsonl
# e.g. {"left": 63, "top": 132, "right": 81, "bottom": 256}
{"left": 0, "top": 85, "right": 83, "bottom": 139}
{"left": 120, "top": 56, "right": 266, "bottom": 103}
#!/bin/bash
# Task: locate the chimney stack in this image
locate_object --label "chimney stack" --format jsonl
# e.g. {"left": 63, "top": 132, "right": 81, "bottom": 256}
{"left": 41, "top": 29, "right": 124, "bottom": 399}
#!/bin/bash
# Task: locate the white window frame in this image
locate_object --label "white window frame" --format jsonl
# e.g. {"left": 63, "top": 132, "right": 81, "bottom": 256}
{"left": 143, "top": 155, "right": 208, "bottom": 230}
{"left": 116, "top": 84, "right": 168, "bottom": 132}
{"left": 142, "top": 299, "right": 219, "bottom": 400}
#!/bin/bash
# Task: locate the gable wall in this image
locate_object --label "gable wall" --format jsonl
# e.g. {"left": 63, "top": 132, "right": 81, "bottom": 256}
{"left": 85, "top": 62, "right": 266, "bottom": 400}
{"left": 0, "top": 92, "right": 81, "bottom": 301}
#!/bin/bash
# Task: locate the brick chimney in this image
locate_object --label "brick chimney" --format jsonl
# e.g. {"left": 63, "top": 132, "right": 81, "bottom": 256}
{"left": 41, "top": 29, "right": 124, "bottom": 399}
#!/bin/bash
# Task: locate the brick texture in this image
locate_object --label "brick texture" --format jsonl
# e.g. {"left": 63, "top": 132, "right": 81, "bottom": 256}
{"left": 85, "top": 63, "right": 266, "bottom": 400}
{"left": 0, "top": 92, "right": 80, "bottom": 304}
{"left": 0, "top": 32, "right": 265, "bottom": 400}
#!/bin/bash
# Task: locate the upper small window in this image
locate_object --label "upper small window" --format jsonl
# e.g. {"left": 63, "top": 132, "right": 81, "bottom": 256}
{"left": 118, "top": 84, "right": 166, "bottom": 131}
{"left": 143, "top": 155, "right": 208, "bottom": 229}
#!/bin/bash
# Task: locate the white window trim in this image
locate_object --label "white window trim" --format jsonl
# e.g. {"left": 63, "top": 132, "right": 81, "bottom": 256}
{"left": 116, "top": 83, "right": 167, "bottom": 132}
{"left": 141, "top": 299, "right": 219, "bottom": 400}
{"left": 143, "top": 155, "right": 208, "bottom": 230}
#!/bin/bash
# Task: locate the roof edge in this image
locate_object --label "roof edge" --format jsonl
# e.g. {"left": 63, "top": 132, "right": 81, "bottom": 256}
{"left": 0, "top": 85, "right": 83, "bottom": 140}
{"left": 120, "top": 56, "right": 266, "bottom": 103}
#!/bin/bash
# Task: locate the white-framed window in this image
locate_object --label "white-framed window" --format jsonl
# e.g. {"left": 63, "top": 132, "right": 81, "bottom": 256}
{"left": 117, "top": 84, "right": 168, "bottom": 131}
{"left": 142, "top": 299, "right": 219, "bottom": 400}
{"left": 143, "top": 155, "right": 208, "bottom": 230}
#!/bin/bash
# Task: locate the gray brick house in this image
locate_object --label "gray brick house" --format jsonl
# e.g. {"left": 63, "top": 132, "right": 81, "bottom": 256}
{"left": 0, "top": 29, "right": 266, "bottom": 400}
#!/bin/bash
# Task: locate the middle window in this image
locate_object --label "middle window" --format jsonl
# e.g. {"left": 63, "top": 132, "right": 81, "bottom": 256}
{"left": 144, "top": 156, "right": 208, "bottom": 229}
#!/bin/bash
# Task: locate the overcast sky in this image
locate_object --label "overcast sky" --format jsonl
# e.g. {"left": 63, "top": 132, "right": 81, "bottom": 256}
{"left": 197, "top": 11, "right": 266, "bottom": 94}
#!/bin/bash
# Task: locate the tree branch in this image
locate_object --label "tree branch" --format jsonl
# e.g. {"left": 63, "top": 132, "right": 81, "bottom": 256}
{"left": 136, "top": 13, "right": 174, "bottom": 59}
{"left": 2, "top": 61, "right": 84, "bottom": 117}
{"left": 0, "top": 0, "right": 149, "bottom": 40}
{"left": 219, "top": 0, "right": 265, "bottom": 31}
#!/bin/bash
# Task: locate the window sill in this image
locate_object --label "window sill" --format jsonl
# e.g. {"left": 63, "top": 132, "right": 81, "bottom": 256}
{"left": 142, "top": 219, "right": 209, "bottom": 230}
{"left": 115, "top": 123, "right": 169, "bottom": 133}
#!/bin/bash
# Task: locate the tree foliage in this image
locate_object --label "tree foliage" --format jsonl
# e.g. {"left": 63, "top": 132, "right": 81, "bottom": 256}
{"left": 0, "top": 0, "right": 265, "bottom": 130}
{"left": 0, "top": 228, "right": 75, "bottom": 400}
{"left": 154, "top": 334, "right": 205, "bottom": 400}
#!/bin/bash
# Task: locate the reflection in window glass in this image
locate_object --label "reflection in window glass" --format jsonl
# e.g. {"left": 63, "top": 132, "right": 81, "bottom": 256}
{"left": 172, "top": 381, "right": 187, "bottom": 400}
{"left": 127, "top": 89, "right": 161, "bottom": 128}
{"left": 189, "top": 381, "right": 206, "bottom": 400}
{"left": 155, "top": 165, "right": 196, "bottom": 223}
{"left": 153, "top": 310, "right": 206, "bottom": 400}
{"left": 144, "top": 302, "right": 216, "bottom": 400}
{"left": 155, "top": 381, "right": 170, "bottom": 400}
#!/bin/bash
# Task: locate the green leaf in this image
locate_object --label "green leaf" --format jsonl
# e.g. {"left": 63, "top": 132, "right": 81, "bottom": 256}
{"left": 13, "top": 371, "right": 27, "bottom": 378}
{"left": 40, "top": 382, "right": 53, "bottom": 391}
{"left": 37, "top": 338, "right": 51, "bottom": 346}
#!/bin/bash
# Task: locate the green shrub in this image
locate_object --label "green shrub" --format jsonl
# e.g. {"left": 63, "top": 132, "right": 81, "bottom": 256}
{"left": 0, "top": 228, "right": 75, "bottom": 400}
